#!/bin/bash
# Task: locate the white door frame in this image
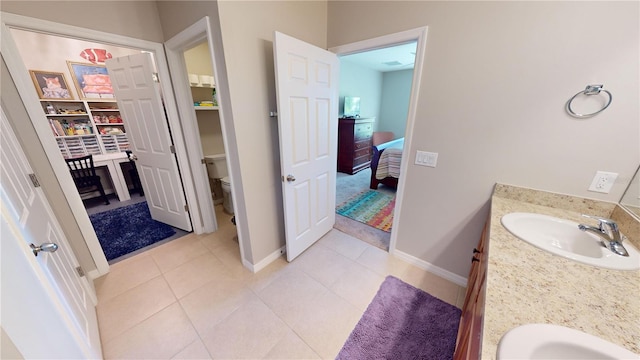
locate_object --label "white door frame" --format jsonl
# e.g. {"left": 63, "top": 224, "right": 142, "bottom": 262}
{"left": 164, "top": 18, "right": 218, "bottom": 235}
{"left": 329, "top": 27, "right": 429, "bottom": 255}
{"left": 164, "top": 17, "right": 250, "bottom": 270}
{"left": 0, "top": 12, "right": 202, "bottom": 276}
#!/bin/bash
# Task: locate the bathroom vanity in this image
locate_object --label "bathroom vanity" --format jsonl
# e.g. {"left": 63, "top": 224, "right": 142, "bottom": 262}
{"left": 454, "top": 184, "right": 640, "bottom": 359}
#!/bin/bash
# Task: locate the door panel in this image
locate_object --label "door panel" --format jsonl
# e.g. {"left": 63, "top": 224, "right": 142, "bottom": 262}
{"left": 106, "top": 54, "right": 192, "bottom": 231}
{"left": 274, "top": 32, "right": 339, "bottom": 261}
{"left": 0, "top": 108, "right": 101, "bottom": 358}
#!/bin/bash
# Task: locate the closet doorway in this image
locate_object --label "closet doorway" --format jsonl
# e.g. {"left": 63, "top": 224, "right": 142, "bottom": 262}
{"left": 180, "top": 40, "right": 236, "bottom": 241}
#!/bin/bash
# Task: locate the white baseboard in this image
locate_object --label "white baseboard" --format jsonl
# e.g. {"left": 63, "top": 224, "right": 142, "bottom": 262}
{"left": 87, "top": 269, "right": 102, "bottom": 281}
{"left": 242, "top": 246, "right": 286, "bottom": 273}
{"left": 392, "top": 249, "right": 468, "bottom": 287}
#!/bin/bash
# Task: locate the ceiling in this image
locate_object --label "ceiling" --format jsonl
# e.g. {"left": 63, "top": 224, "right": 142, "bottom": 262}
{"left": 340, "top": 42, "right": 417, "bottom": 72}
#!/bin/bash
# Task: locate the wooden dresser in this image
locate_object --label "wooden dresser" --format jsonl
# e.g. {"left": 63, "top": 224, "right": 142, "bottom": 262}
{"left": 337, "top": 117, "right": 374, "bottom": 174}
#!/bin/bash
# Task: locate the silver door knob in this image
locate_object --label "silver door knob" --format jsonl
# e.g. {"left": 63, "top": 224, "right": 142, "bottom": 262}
{"left": 286, "top": 174, "right": 296, "bottom": 182}
{"left": 30, "top": 243, "right": 59, "bottom": 257}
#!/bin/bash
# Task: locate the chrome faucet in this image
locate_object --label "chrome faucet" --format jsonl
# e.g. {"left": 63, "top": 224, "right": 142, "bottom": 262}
{"left": 578, "top": 214, "right": 629, "bottom": 257}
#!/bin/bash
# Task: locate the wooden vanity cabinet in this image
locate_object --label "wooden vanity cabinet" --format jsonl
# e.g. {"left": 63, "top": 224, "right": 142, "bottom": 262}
{"left": 454, "top": 221, "right": 489, "bottom": 360}
{"left": 337, "top": 117, "right": 374, "bottom": 174}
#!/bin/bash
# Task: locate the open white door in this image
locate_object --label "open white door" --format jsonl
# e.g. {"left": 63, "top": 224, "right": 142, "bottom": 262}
{"left": 273, "top": 32, "right": 340, "bottom": 261}
{"left": 106, "top": 53, "right": 192, "bottom": 231}
{"left": 0, "top": 108, "right": 102, "bottom": 359}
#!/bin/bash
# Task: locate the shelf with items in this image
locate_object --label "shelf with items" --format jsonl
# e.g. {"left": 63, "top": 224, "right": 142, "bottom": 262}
{"left": 41, "top": 99, "right": 130, "bottom": 157}
{"left": 41, "top": 100, "right": 87, "bottom": 116}
{"left": 56, "top": 135, "right": 101, "bottom": 159}
{"left": 47, "top": 116, "right": 95, "bottom": 137}
{"left": 191, "top": 86, "right": 218, "bottom": 111}
{"left": 100, "top": 134, "right": 130, "bottom": 153}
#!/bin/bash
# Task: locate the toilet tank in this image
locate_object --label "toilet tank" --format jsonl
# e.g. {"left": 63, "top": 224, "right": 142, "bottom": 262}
{"left": 204, "top": 154, "right": 228, "bottom": 179}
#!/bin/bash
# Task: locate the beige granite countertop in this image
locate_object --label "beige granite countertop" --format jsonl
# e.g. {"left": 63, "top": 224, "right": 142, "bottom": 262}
{"left": 482, "top": 184, "right": 640, "bottom": 359}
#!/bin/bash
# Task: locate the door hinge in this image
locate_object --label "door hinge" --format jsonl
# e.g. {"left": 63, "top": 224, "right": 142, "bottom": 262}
{"left": 75, "top": 266, "right": 85, "bottom": 277}
{"left": 184, "top": 204, "right": 189, "bottom": 213}
{"left": 170, "top": 145, "right": 176, "bottom": 154}
{"left": 152, "top": 72, "right": 159, "bottom": 83}
{"left": 28, "top": 173, "right": 41, "bottom": 188}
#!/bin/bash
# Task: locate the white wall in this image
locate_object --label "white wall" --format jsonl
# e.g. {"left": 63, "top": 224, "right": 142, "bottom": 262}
{"left": 216, "top": 1, "right": 328, "bottom": 262}
{"left": 10, "top": 28, "right": 141, "bottom": 100}
{"left": 328, "top": 1, "right": 639, "bottom": 278}
{"left": 1, "top": 327, "right": 23, "bottom": 360}
{"left": 339, "top": 58, "right": 382, "bottom": 123}
{"left": 379, "top": 69, "right": 412, "bottom": 138}
{"left": 0, "top": 1, "right": 164, "bottom": 43}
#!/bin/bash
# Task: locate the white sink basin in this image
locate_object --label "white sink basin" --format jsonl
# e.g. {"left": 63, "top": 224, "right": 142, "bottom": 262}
{"left": 497, "top": 324, "right": 639, "bottom": 359}
{"left": 501, "top": 212, "right": 640, "bottom": 270}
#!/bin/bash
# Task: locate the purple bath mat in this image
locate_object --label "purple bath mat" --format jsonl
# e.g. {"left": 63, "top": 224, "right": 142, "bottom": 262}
{"left": 337, "top": 275, "right": 461, "bottom": 360}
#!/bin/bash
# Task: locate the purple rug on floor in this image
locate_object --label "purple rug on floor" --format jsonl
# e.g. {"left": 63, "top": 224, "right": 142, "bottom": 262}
{"left": 337, "top": 276, "right": 461, "bottom": 360}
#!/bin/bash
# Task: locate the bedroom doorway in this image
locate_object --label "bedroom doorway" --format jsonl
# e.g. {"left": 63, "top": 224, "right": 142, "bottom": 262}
{"left": 330, "top": 29, "right": 427, "bottom": 254}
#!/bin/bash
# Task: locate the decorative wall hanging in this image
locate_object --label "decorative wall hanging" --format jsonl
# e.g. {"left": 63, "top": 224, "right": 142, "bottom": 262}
{"left": 67, "top": 61, "right": 114, "bottom": 99}
{"left": 79, "top": 48, "right": 113, "bottom": 64}
{"left": 29, "top": 70, "right": 73, "bottom": 100}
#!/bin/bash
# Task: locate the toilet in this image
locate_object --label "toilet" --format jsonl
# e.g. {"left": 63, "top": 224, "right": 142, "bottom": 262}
{"left": 220, "top": 176, "right": 233, "bottom": 215}
{"left": 204, "top": 154, "right": 229, "bottom": 207}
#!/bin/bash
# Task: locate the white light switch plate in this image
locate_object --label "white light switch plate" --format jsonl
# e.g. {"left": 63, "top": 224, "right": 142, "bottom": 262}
{"left": 588, "top": 171, "right": 618, "bottom": 193}
{"left": 415, "top": 150, "right": 438, "bottom": 167}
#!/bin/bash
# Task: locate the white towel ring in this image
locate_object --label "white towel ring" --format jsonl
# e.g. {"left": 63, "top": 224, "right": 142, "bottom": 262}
{"left": 566, "top": 85, "right": 612, "bottom": 118}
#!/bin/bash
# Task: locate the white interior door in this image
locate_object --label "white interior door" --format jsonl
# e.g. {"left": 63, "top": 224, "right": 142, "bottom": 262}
{"left": 106, "top": 53, "right": 192, "bottom": 231}
{"left": 0, "top": 108, "right": 102, "bottom": 359}
{"left": 273, "top": 32, "right": 339, "bottom": 261}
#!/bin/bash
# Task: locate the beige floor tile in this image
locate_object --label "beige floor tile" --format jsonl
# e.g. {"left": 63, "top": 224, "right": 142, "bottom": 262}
{"left": 200, "top": 297, "right": 289, "bottom": 359}
{"left": 212, "top": 245, "right": 252, "bottom": 281}
{"left": 199, "top": 231, "right": 239, "bottom": 253}
{"left": 164, "top": 252, "right": 232, "bottom": 298}
{"left": 244, "top": 255, "right": 290, "bottom": 294}
{"left": 263, "top": 329, "right": 320, "bottom": 359}
{"left": 179, "top": 277, "right": 256, "bottom": 336}
{"left": 171, "top": 339, "right": 211, "bottom": 360}
{"left": 292, "top": 290, "right": 362, "bottom": 359}
{"left": 329, "top": 261, "right": 385, "bottom": 311}
{"left": 356, "top": 245, "right": 410, "bottom": 277}
{"left": 102, "top": 302, "right": 198, "bottom": 359}
{"left": 150, "top": 234, "right": 209, "bottom": 273}
{"left": 291, "top": 244, "right": 354, "bottom": 287}
{"left": 400, "top": 265, "right": 462, "bottom": 306}
{"left": 317, "top": 229, "right": 369, "bottom": 260}
{"left": 97, "top": 276, "right": 176, "bottom": 343}
{"left": 95, "top": 253, "right": 161, "bottom": 302}
{"left": 257, "top": 268, "right": 328, "bottom": 327}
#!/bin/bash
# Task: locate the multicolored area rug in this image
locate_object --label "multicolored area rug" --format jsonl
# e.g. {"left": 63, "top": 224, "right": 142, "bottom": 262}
{"left": 337, "top": 276, "right": 461, "bottom": 360}
{"left": 89, "top": 201, "right": 175, "bottom": 261}
{"left": 336, "top": 189, "right": 395, "bottom": 232}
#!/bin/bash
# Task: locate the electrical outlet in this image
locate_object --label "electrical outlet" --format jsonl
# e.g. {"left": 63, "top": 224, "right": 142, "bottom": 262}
{"left": 588, "top": 171, "right": 618, "bottom": 193}
{"left": 415, "top": 150, "right": 438, "bottom": 167}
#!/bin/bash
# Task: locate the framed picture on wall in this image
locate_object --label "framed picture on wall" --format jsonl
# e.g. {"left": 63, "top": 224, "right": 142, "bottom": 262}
{"left": 29, "top": 70, "right": 74, "bottom": 100}
{"left": 67, "top": 61, "right": 115, "bottom": 99}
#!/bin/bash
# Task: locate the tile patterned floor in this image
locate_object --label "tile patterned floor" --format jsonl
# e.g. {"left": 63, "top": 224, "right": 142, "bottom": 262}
{"left": 95, "top": 207, "right": 466, "bottom": 359}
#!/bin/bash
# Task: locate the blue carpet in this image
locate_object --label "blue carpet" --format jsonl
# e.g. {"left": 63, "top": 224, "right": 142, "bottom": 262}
{"left": 89, "top": 201, "right": 175, "bottom": 261}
